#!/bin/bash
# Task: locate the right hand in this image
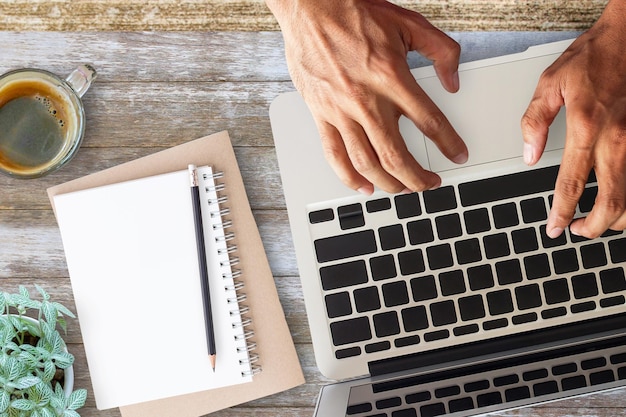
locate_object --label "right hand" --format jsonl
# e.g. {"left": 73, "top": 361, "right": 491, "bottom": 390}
{"left": 266, "top": 0, "right": 468, "bottom": 194}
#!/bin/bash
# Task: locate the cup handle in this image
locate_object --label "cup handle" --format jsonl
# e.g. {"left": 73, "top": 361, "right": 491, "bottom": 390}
{"left": 65, "top": 64, "right": 97, "bottom": 98}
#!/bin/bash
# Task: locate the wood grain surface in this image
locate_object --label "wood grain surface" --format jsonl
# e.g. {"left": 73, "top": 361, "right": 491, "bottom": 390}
{"left": 0, "top": 31, "right": 624, "bottom": 417}
{"left": 0, "top": 0, "right": 608, "bottom": 32}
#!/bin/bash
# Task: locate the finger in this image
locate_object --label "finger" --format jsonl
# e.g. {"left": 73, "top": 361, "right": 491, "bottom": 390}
{"left": 317, "top": 121, "right": 374, "bottom": 195}
{"left": 546, "top": 110, "right": 595, "bottom": 238}
{"left": 360, "top": 110, "right": 442, "bottom": 192}
{"left": 390, "top": 73, "right": 468, "bottom": 166}
{"left": 608, "top": 210, "right": 626, "bottom": 232}
{"left": 521, "top": 67, "right": 565, "bottom": 166}
{"left": 569, "top": 140, "right": 626, "bottom": 238}
{"left": 402, "top": 11, "right": 461, "bottom": 93}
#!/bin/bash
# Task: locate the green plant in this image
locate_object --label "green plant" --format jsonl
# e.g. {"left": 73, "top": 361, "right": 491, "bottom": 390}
{"left": 0, "top": 285, "right": 87, "bottom": 417}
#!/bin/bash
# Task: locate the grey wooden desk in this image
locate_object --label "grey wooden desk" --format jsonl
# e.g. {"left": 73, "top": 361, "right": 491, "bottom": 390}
{"left": 0, "top": 31, "right": 624, "bottom": 417}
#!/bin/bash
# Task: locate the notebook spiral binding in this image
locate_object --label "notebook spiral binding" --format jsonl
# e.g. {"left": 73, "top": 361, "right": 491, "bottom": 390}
{"left": 204, "top": 170, "right": 262, "bottom": 377}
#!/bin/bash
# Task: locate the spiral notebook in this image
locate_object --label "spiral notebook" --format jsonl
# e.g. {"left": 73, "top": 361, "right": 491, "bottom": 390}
{"left": 48, "top": 131, "right": 304, "bottom": 416}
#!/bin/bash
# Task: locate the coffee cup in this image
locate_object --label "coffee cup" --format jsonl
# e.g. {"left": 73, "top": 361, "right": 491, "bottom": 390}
{"left": 0, "top": 65, "right": 97, "bottom": 179}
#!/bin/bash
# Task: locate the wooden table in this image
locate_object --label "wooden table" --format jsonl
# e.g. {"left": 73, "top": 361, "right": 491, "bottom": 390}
{"left": 1, "top": 31, "right": 625, "bottom": 417}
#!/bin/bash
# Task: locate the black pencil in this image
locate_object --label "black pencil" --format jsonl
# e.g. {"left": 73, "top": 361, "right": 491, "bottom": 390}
{"left": 189, "top": 164, "right": 217, "bottom": 371}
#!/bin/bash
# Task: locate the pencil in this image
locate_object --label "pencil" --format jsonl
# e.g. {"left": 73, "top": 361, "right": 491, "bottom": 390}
{"left": 189, "top": 164, "right": 217, "bottom": 371}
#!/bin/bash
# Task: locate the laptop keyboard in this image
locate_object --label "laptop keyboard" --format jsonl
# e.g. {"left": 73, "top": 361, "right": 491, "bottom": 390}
{"left": 308, "top": 164, "right": 626, "bottom": 361}
{"left": 344, "top": 330, "right": 626, "bottom": 417}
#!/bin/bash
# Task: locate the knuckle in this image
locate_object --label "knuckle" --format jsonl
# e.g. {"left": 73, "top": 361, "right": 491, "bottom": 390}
{"left": 556, "top": 177, "right": 587, "bottom": 203}
{"left": 377, "top": 146, "right": 408, "bottom": 172}
{"left": 350, "top": 151, "right": 378, "bottom": 175}
{"left": 419, "top": 112, "right": 447, "bottom": 138}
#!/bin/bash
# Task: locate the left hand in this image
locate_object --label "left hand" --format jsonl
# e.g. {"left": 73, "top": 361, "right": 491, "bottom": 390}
{"left": 521, "top": 0, "right": 626, "bottom": 239}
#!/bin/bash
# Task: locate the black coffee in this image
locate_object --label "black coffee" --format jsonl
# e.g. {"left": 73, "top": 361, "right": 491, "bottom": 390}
{"left": 0, "top": 78, "right": 75, "bottom": 176}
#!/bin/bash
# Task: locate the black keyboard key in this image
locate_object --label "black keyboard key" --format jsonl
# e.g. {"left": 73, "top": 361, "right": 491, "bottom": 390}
{"left": 578, "top": 186, "right": 598, "bottom": 213}
{"left": 373, "top": 311, "right": 400, "bottom": 337}
{"left": 449, "top": 397, "right": 474, "bottom": 412}
{"left": 487, "top": 289, "right": 514, "bottom": 315}
{"left": 377, "top": 397, "right": 402, "bottom": 409}
{"left": 430, "top": 300, "right": 457, "bottom": 326}
{"left": 406, "top": 391, "right": 431, "bottom": 404}
{"left": 611, "top": 353, "right": 626, "bottom": 365}
{"left": 459, "top": 295, "right": 486, "bottom": 321}
{"left": 370, "top": 254, "right": 397, "bottom": 281}
{"left": 515, "top": 284, "right": 542, "bottom": 310}
{"left": 367, "top": 197, "right": 391, "bottom": 213}
{"left": 395, "top": 335, "right": 420, "bottom": 348}
{"left": 330, "top": 317, "right": 371, "bottom": 346}
{"left": 533, "top": 380, "right": 559, "bottom": 396}
{"left": 309, "top": 208, "right": 334, "bottom": 224}
{"left": 379, "top": 224, "right": 406, "bottom": 251}
{"left": 494, "top": 374, "right": 519, "bottom": 387}
{"left": 336, "top": 347, "right": 361, "bottom": 359}
{"left": 401, "top": 305, "right": 429, "bottom": 332}
{"left": 476, "top": 391, "right": 502, "bottom": 407}
{"left": 524, "top": 253, "right": 551, "bottom": 280}
{"left": 580, "top": 243, "right": 607, "bottom": 269}
{"left": 435, "top": 385, "right": 460, "bottom": 398}
{"left": 562, "top": 375, "right": 587, "bottom": 391}
{"left": 520, "top": 196, "right": 547, "bottom": 223}
{"left": 600, "top": 268, "right": 626, "bottom": 294}
{"left": 600, "top": 296, "right": 625, "bottom": 307}
{"left": 571, "top": 301, "right": 596, "bottom": 313}
{"left": 423, "top": 186, "right": 457, "bottom": 213}
{"left": 505, "top": 386, "right": 531, "bottom": 402}
{"left": 382, "top": 281, "right": 409, "bottom": 307}
{"left": 454, "top": 324, "right": 480, "bottom": 336}
{"left": 540, "top": 224, "right": 568, "bottom": 248}
{"left": 483, "top": 233, "right": 510, "bottom": 259}
{"left": 458, "top": 165, "right": 559, "bottom": 207}
{"left": 484, "top": 318, "right": 508, "bottom": 331}
{"left": 455, "top": 238, "right": 482, "bottom": 264}
{"left": 439, "top": 270, "right": 466, "bottom": 296}
{"left": 552, "top": 362, "right": 577, "bottom": 376}
{"left": 354, "top": 286, "right": 381, "bottom": 312}
{"left": 410, "top": 275, "right": 438, "bottom": 301}
{"left": 424, "top": 329, "right": 449, "bottom": 342}
{"left": 325, "top": 292, "right": 352, "bottom": 318}
{"left": 464, "top": 208, "right": 491, "bottom": 234}
{"left": 572, "top": 273, "right": 599, "bottom": 299}
{"left": 315, "top": 230, "right": 377, "bottom": 263}
{"left": 492, "top": 202, "right": 519, "bottom": 229}
{"left": 347, "top": 402, "right": 372, "bottom": 414}
{"left": 581, "top": 357, "right": 606, "bottom": 370}
{"left": 512, "top": 227, "right": 539, "bottom": 253}
{"left": 523, "top": 368, "right": 549, "bottom": 381}
{"left": 435, "top": 213, "right": 462, "bottom": 239}
{"left": 320, "top": 260, "right": 368, "bottom": 290}
{"left": 398, "top": 249, "right": 426, "bottom": 275}
{"left": 467, "top": 265, "right": 494, "bottom": 290}
{"left": 512, "top": 312, "right": 538, "bottom": 324}
{"left": 426, "top": 244, "right": 454, "bottom": 270}
{"left": 543, "top": 278, "right": 571, "bottom": 305}
{"left": 338, "top": 203, "right": 365, "bottom": 230}
{"left": 465, "top": 380, "right": 490, "bottom": 393}
{"left": 495, "top": 259, "right": 523, "bottom": 285}
{"left": 552, "top": 248, "right": 580, "bottom": 274}
{"left": 395, "top": 193, "right": 422, "bottom": 219}
{"left": 590, "top": 370, "right": 615, "bottom": 385}
{"left": 542, "top": 306, "right": 567, "bottom": 319}
{"left": 420, "top": 403, "right": 445, "bottom": 417}
{"left": 407, "top": 218, "right": 435, "bottom": 245}
{"left": 609, "top": 238, "right": 626, "bottom": 263}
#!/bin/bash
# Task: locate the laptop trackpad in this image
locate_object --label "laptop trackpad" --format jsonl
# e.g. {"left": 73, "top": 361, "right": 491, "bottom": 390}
{"left": 401, "top": 53, "right": 567, "bottom": 174}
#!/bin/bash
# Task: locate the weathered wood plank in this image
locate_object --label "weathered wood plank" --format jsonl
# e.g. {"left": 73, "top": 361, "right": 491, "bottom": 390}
{"left": 0, "top": 0, "right": 606, "bottom": 32}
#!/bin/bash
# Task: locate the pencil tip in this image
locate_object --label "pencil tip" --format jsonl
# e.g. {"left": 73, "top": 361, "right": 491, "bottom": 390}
{"left": 209, "top": 354, "right": 216, "bottom": 372}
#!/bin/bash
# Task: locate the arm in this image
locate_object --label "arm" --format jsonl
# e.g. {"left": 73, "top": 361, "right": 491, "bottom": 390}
{"left": 522, "top": 0, "right": 626, "bottom": 239}
{"left": 266, "top": 0, "right": 468, "bottom": 195}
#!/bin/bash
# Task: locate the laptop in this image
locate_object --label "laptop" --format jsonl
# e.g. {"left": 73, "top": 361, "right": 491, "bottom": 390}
{"left": 269, "top": 37, "right": 626, "bottom": 417}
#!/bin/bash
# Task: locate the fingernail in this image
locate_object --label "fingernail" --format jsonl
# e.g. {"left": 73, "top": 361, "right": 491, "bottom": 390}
{"left": 523, "top": 143, "right": 535, "bottom": 165}
{"left": 452, "top": 71, "right": 460, "bottom": 91}
{"left": 357, "top": 185, "right": 374, "bottom": 196}
{"left": 452, "top": 150, "right": 468, "bottom": 164}
{"left": 547, "top": 227, "right": 564, "bottom": 239}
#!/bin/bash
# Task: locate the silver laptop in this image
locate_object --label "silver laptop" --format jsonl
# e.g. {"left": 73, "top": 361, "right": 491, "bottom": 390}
{"left": 269, "top": 37, "right": 626, "bottom": 417}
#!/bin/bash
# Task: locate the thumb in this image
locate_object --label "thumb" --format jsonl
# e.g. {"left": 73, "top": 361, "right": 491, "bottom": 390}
{"left": 521, "top": 77, "right": 564, "bottom": 165}
{"left": 402, "top": 11, "right": 461, "bottom": 93}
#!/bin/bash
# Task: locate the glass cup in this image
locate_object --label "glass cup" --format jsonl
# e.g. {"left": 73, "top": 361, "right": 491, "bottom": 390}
{"left": 0, "top": 64, "right": 97, "bottom": 179}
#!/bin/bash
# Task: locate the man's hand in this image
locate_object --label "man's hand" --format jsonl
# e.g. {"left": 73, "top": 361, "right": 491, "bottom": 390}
{"left": 522, "top": 0, "right": 626, "bottom": 239}
{"left": 266, "top": 0, "right": 468, "bottom": 195}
